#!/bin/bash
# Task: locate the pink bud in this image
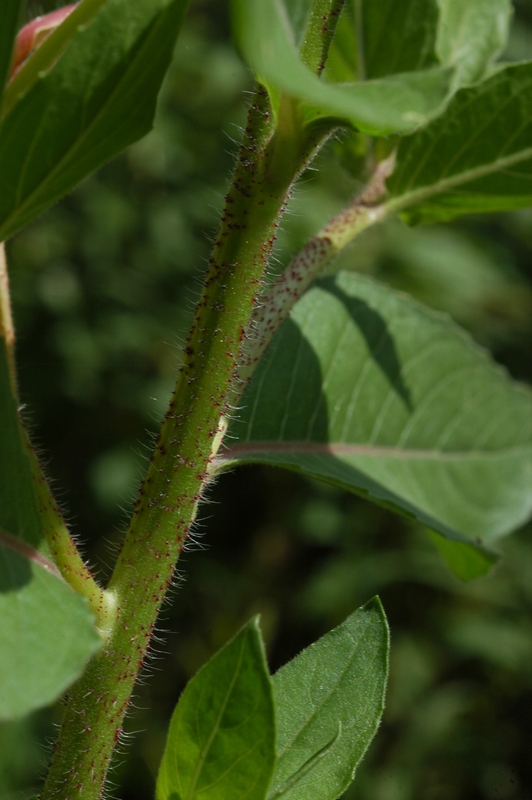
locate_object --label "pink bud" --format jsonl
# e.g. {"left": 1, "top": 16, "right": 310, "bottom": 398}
{"left": 10, "top": 3, "right": 78, "bottom": 79}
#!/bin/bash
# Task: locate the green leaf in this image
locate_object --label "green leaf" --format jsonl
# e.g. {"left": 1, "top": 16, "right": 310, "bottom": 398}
{"left": 156, "top": 618, "right": 275, "bottom": 800}
{"left": 436, "top": 0, "right": 512, "bottom": 86}
{"left": 226, "top": 271, "right": 532, "bottom": 578}
{"left": 0, "top": 0, "right": 190, "bottom": 241}
{"left": 0, "top": 529, "right": 101, "bottom": 721}
{"left": 268, "top": 599, "right": 389, "bottom": 800}
{"left": 0, "top": 0, "right": 25, "bottom": 103}
{"left": 352, "top": 0, "right": 440, "bottom": 80}
{"left": 283, "top": 0, "right": 313, "bottom": 43}
{"left": 386, "top": 62, "right": 532, "bottom": 224}
{"left": 231, "top": 0, "right": 453, "bottom": 135}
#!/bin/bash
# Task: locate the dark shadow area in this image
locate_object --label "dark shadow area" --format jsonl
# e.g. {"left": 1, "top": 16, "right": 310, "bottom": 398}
{"left": 322, "top": 277, "right": 413, "bottom": 411}
{"left": 0, "top": 537, "right": 32, "bottom": 592}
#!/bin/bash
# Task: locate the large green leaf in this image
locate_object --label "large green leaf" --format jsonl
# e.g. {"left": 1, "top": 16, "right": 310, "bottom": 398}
{"left": 268, "top": 599, "right": 389, "bottom": 800}
{"left": 225, "top": 271, "right": 532, "bottom": 579}
{"left": 156, "top": 618, "right": 275, "bottom": 800}
{"left": 0, "top": 0, "right": 25, "bottom": 103}
{"left": 0, "top": 0, "right": 190, "bottom": 241}
{"left": 231, "top": 0, "right": 453, "bottom": 135}
{"left": 386, "top": 62, "right": 532, "bottom": 223}
{"left": 0, "top": 530, "right": 101, "bottom": 721}
{"left": 0, "top": 339, "right": 100, "bottom": 720}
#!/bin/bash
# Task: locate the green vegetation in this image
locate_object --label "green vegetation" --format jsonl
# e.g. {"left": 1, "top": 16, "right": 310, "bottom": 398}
{"left": 0, "top": 1, "right": 531, "bottom": 798}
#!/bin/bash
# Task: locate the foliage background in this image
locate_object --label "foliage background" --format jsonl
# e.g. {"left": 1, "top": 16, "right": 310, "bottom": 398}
{"left": 1, "top": 1, "right": 531, "bottom": 798}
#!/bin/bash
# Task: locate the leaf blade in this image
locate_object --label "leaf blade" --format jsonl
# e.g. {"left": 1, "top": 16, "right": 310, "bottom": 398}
{"left": 0, "top": 0, "right": 190, "bottom": 241}
{"left": 0, "top": 530, "right": 101, "bottom": 721}
{"left": 226, "top": 272, "right": 532, "bottom": 577}
{"left": 386, "top": 61, "right": 532, "bottom": 223}
{"left": 436, "top": 0, "right": 513, "bottom": 86}
{"left": 268, "top": 599, "right": 389, "bottom": 800}
{"left": 231, "top": 0, "right": 453, "bottom": 135}
{"left": 156, "top": 618, "right": 276, "bottom": 800}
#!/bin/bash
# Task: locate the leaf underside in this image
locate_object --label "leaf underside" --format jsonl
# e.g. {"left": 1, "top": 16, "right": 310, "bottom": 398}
{"left": 387, "top": 61, "right": 532, "bottom": 223}
{"left": 226, "top": 271, "right": 532, "bottom": 579}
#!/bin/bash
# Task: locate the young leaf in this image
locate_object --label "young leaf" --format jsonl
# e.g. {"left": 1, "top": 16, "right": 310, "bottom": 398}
{"left": 268, "top": 598, "right": 389, "bottom": 800}
{"left": 0, "top": 529, "right": 101, "bottom": 721}
{"left": 386, "top": 61, "right": 532, "bottom": 224}
{"left": 225, "top": 271, "right": 532, "bottom": 579}
{"left": 436, "top": 0, "right": 512, "bottom": 86}
{"left": 231, "top": 0, "right": 453, "bottom": 135}
{"left": 0, "top": 0, "right": 190, "bottom": 241}
{"left": 156, "top": 618, "right": 275, "bottom": 800}
{"left": 0, "top": 0, "right": 25, "bottom": 102}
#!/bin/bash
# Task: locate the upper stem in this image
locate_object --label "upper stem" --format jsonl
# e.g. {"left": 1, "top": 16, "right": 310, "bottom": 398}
{"left": 39, "top": 84, "right": 304, "bottom": 800}
{"left": 40, "top": 7, "right": 349, "bottom": 797}
{"left": 233, "top": 155, "right": 394, "bottom": 397}
{"left": 299, "top": 0, "right": 346, "bottom": 75}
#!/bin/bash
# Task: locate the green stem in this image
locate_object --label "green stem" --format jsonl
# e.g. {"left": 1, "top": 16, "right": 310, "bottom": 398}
{"left": 39, "top": 1, "right": 350, "bottom": 792}
{"left": 299, "top": 0, "right": 346, "bottom": 75}
{"left": 39, "top": 85, "right": 307, "bottom": 800}
{"left": 1, "top": 243, "right": 107, "bottom": 623}
{"left": 234, "top": 154, "right": 394, "bottom": 395}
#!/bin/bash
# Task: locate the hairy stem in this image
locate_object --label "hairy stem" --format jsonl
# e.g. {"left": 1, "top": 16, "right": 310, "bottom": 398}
{"left": 234, "top": 154, "right": 394, "bottom": 394}
{"left": 39, "top": 84, "right": 309, "bottom": 800}
{"left": 1, "top": 243, "right": 106, "bottom": 620}
{"left": 299, "top": 0, "right": 346, "bottom": 75}
{"left": 39, "top": 4, "right": 350, "bottom": 793}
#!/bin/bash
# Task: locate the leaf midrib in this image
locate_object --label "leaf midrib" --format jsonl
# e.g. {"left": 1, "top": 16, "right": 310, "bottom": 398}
{"left": 386, "top": 145, "right": 532, "bottom": 216}
{"left": 224, "top": 440, "right": 531, "bottom": 462}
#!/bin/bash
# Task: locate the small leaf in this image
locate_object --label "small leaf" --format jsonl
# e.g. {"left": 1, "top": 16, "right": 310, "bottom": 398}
{"left": 268, "top": 599, "right": 389, "bottom": 800}
{"left": 386, "top": 61, "right": 532, "bottom": 223}
{"left": 231, "top": 0, "right": 453, "bottom": 135}
{"left": 156, "top": 618, "right": 275, "bottom": 800}
{"left": 0, "top": 0, "right": 190, "bottom": 241}
{"left": 0, "top": 529, "right": 101, "bottom": 721}
{"left": 225, "top": 271, "right": 532, "bottom": 578}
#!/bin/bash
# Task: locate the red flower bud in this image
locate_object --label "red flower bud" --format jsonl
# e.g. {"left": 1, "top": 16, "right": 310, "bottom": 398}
{"left": 10, "top": 3, "right": 78, "bottom": 79}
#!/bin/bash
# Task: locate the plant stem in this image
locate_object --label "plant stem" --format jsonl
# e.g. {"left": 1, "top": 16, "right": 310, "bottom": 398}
{"left": 299, "top": 0, "right": 346, "bottom": 75}
{"left": 39, "top": 4, "right": 351, "bottom": 793}
{"left": 39, "top": 85, "right": 306, "bottom": 800}
{"left": 234, "top": 155, "right": 394, "bottom": 395}
{"left": 1, "top": 243, "right": 106, "bottom": 621}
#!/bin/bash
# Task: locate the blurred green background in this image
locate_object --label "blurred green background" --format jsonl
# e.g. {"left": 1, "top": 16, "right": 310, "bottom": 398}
{"left": 1, "top": 1, "right": 532, "bottom": 798}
